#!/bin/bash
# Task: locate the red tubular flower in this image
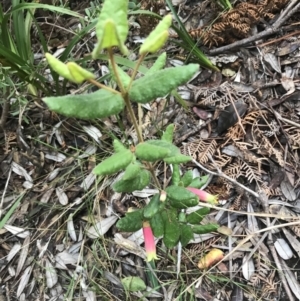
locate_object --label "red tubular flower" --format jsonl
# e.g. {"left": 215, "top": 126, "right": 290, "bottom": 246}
{"left": 142, "top": 221, "right": 158, "bottom": 262}
{"left": 186, "top": 187, "right": 218, "bottom": 205}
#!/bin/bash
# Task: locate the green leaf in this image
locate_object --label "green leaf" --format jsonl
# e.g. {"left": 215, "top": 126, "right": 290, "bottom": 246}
{"left": 113, "top": 169, "right": 150, "bottom": 192}
{"left": 166, "top": 185, "right": 198, "bottom": 209}
{"left": 181, "top": 170, "right": 193, "bottom": 187}
{"left": 189, "top": 175, "right": 210, "bottom": 188}
{"left": 163, "top": 154, "right": 192, "bottom": 164}
{"left": 93, "top": 150, "right": 133, "bottom": 176}
{"left": 92, "top": 0, "right": 129, "bottom": 56}
{"left": 122, "top": 276, "right": 146, "bottom": 292}
{"left": 150, "top": 212, "right": 164, "bottom": 237}
{"left": 113, "top": 139, "right": 128, "bottom": 152}
{"left": 122, "top": 162, "right": 142, "bottom": 181}
{"left": 146, "top": 140, "right": 179, "bottom": 156}
{"left": 186, "top": 208, "right": 210, "bottom": 224}
{"left": 144, "top": 140, "right": 191, "bottom": 164}
{"left": 116, "top": 209, "right": 144, "bottom": 232}
{"left": 161, "top": 123, "right": 174, "bottom": 142}
{"left": 129, "top": 64, "right": 199, "bottom": 104}
{"left": 143, "top": 193, "right": 161, "bottom": 219}
{"left": 0, "top": 193, "right": 25, "bottom": 230}
{"left": 45, "top": 53, "right": 73, "bottom": 82}
{"left": 180, "top": 224, "right": 194, "bottom": 247}
{"left": 147, "top": 52, "right": 167, "bottom": 74}
{"left": 165, "top": 0, "right": 219, "bottom": 71}
{"left": 162, "top": 210, "right": 180, "bottom": 248}
{"left": 43, "top": 89, "right": 125, "bottom": 120}
{"left": 172, "top": 164, "right": 180, "bottom": 186}
{"left": 140, "top": 15, "right": 172, "bottom": 54}
{"left": 67, "top": 62, "right": 95, "bottom": 83}
{"left": 192, "top": 223, "right": 219, "bottom": 234}
{"left": 135, "top": 142, "right": 171, "bottom": 162}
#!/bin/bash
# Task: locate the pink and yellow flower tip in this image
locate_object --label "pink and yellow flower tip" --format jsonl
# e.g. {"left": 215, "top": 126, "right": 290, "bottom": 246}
{"left": 186, "top": 187, "right": 218, "bottom": 205}
{"left": 143, "top": 221, "right": 158, "bottom": 262}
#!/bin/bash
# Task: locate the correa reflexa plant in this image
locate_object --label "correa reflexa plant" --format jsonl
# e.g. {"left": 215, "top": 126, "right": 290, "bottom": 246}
{"left": 43, "top": 0, "right": 219, "bottom": 262}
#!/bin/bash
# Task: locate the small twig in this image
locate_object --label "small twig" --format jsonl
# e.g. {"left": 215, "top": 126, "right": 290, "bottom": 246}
{"left": 256, "top": 29, "right": 300, "bottom": 48}
{"left": 225, "top": 87, "right": 246, "bottom": 135}
{"left": 280, "top": 258, "right": 300, "bottom": 300}
{"left": 274, "top": 111, "right": 300, "bottom": 129}
{"left": 189, "top": 151, "right": 260, "bottom": 199}
{"left": 267, "top": 104, "right": 294, "bottom": 154}
{"left": 273, "top": 0, "right": 298, "bottom": 28}
{"left": 269, "top": 240, "right": 295, "bottom": 301}
{"left": 209, "top": 1, "right": 300, "bottom": 55}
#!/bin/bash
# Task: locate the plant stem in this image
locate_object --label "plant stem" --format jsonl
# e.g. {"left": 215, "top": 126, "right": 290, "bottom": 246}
{"left": 108, "top": 48, "right": 125, "bottom": 95}
{"left": 123, "top": 94, "right": 143, "bottom": 142}
{"left": 88, "top": 78, "right": 121, "bottom": 94}
{"left": 107, "top": 50, "right": 161, "bottom": 189}
{"left": 146, "top": 260, "right": 159, "bottom": 290}
{"left": 127, "top": 53, "right": 146, "bottom": 91}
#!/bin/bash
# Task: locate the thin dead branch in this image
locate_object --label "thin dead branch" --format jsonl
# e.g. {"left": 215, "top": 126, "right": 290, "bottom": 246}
{"left": 209, "top": 1, "right": 300, "bottom": 54}
{"left": 189, "top": 151, "right": 260, "bottom": 199}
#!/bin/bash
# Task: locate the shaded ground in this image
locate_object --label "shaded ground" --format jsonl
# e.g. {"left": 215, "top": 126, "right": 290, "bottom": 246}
{"left": 1, "top": 0, "right": 300, "bottom": 300}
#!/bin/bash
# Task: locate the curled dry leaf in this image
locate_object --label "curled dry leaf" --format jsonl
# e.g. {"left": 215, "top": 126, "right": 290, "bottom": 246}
{"left": 280, "top": 259, "right": 300, "bottom": 299}
{"left": 221, "top": 144, "right": 243, "bottom": 158}
{"left": 86, "top": 215, "right": 118, "bottom": 238}
{"left": 45, "top": 152, "right": 66, "bottom": 162}
{"left": 282, "top": 228, "right": 300, "bottom": 256}
{"left": 276, "top": 40, "right": 300, "bottom": 56}
{"left": 11, "top": 162, "right": 33, "bottom": 182}
{"left": 40, "top": 188, "right": 55, "bottom": 203}
{"left": 16, "top": 236, "right": 30, "bottom": 278}
{"left": 44, "top": 258, "right": 58, "bottom": 288}
{"left": 83, "top": 291, "right": 97, "bottom": 301}
{"left": 217, "top": 226, "right": 232, "bottom": 236}
{"left": 264, "top": 53, "right": 281, "bottom": 73}
{"left": 4, "top": 225, "right": 30, "bottom": 238}
{"left": 7, "top": 243, "right": 21, "bottom": 263}
{"left": 127, "top": 229, "right": 145, "bottom": 246}
{"left": 281, "top": 75, "right": 295, "bottom": 96}
{"left": 78, "top": 145, "right": 97, "bottom": 159}
{"left": 274, "top": 238, "right": 293, "bottom": 260}
{"left": 83, "top": 125, "right": 102, "bottom": 144}
{"left": 53, "top": 121, "right": 65, "bottom": 147}
{"left": 23, "top": 181, "right": 33, "bottom": 189}
{"left": 280, "top": 180, "right": 296, "bottom": 201}
{"left": 192, "top": 107, "right": 212, "bottom": 120}
{"left": 17, "top": 266, "right": 33, "bottom": 297}
{"left": 46, "top": 168, "right": 61, "bottom": 181}
{"left": 114, "top": 233, "right": 146, "bottom": 259}
{"left": 104, "top": 270, "right": 123, "bottom": 287}
{"left": 56, "top": 187, "right": 68, "bottom": 205}
{"left": 242, "top": 254, "right": 255, "bottom": 280}
{"left": 37, "top": 239, "right": 50, "bottom": 259}
{"left": 67, "top": 214, "right": 77, "bottom": 241}
{"left": 80, "top": 172, "right": 96, "bottom": 191}
{"left": 55, "top": 250, "right": 79, "bottom": 270}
